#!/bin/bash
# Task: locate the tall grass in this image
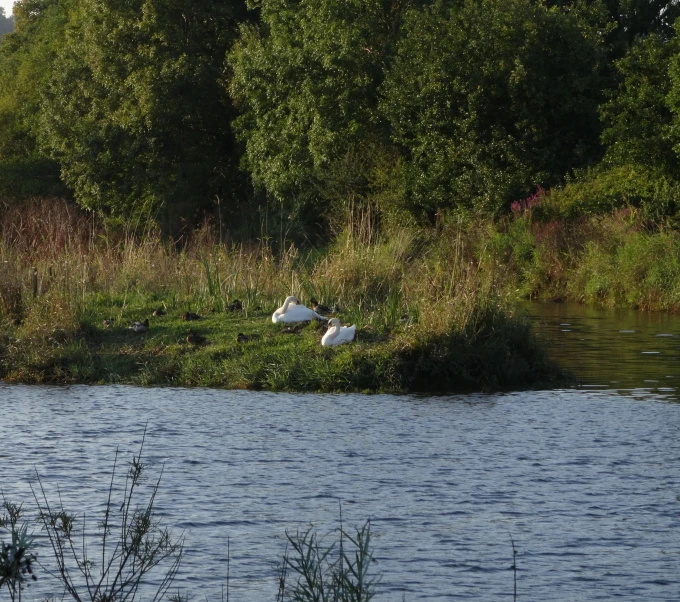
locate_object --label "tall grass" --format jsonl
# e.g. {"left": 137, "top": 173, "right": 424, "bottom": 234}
{"left": 0, "top": 199, "right": 515, "bottom": 337}
{"left": 489, "top": 201, "right": 680, "bottom": 310}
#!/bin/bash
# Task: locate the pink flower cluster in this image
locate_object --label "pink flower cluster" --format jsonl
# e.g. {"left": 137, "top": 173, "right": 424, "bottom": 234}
{"left": 511, "top": 186, "right": 544, "bottom": 215}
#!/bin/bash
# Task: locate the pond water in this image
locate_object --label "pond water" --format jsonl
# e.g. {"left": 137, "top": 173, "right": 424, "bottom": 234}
{"left": 1, "top": 303, "right": 679, "bottom": 601}
{"left": 524, "top": 301, "right": 680, "bottom": 395}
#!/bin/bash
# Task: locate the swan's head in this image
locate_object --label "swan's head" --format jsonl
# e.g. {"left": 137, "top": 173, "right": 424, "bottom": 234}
{"left": 328, "top": 318, "right": 341, "bottom": 328}
{"left": 283, "top": 296, "right": 299, "bottom": 305}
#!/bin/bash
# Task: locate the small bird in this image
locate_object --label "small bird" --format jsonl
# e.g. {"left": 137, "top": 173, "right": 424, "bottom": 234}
{"left": 227, "top": 299, "right": 243, "bottom": 312}
{"left": 310, "top": 298, "right": 333, "bottom": 315}
{"left": 236, "top": 332, "right": 260, "bottom": 343}
{"left": 181, "top": 312, "right": 201, "bottom": 321}
{"left": 186, "top": 332, "right": 207, "bottom": 345}
{"left": 152, "top": 307, "right": 166, "bottom": 317}
{"left": 129, "top": 319, "right": 149, "bottom": 333}
{"left": 102, "top": 319, "right": 114, "bottom": 328}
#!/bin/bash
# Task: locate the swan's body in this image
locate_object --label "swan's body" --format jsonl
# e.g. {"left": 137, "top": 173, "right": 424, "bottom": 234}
{"left": 321, "top": 318, "right": 356, "bottom": 346}
{"left": 272, "top": 296, "right": 325, "bottom": 323}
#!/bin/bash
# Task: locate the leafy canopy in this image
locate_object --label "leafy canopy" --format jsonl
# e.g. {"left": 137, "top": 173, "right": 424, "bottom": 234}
{"left": 39, "top": 0, "right": 247, "bottom": 227}
{"left": 380, "top": 0, "right": 605, "bottom": 221}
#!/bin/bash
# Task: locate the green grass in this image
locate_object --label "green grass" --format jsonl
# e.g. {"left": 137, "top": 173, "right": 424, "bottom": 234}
{"left": 0, "top": 293, "right": 565, "bottom": 393}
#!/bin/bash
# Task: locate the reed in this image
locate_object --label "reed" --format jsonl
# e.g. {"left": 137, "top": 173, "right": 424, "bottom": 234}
{"left": 31, "top": 430, "right": 184, "bottom": 602}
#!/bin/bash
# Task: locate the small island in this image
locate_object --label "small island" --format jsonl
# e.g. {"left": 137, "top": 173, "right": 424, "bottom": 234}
{"left": 0, "top": 201, "right": 563, "bottom": 393}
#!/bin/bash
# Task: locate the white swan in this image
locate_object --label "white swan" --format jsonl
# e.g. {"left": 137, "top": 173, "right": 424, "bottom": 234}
{"left": 272, "top": 296, "right": 326, "bottom": 323}
{"left": 321, "top": 318, "right": 356, "bottom": 346}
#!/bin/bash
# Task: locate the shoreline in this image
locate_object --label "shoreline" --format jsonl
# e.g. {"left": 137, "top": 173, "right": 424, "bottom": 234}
{"left": 0, "top": 302, "right": 568, "bottom": 393}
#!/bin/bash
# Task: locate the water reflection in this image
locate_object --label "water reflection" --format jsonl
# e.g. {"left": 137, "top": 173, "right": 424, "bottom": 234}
{"left": 523, "top": 302, "right": 680, "bottom": 399}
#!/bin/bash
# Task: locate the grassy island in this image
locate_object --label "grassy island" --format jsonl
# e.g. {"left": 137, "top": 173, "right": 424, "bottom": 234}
{"left": 0, "top": 200, "right": 564, "bottom": 393}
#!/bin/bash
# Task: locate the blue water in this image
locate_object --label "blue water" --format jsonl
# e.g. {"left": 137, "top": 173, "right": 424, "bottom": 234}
{"left": 1, "top": 382, "right": 679, "bottom": 601}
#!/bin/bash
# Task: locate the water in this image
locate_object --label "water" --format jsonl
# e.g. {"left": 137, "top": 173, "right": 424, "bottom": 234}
{"left": 524, "top": 301, "right": 680, "bottom": 394}
{"left": 1, "top": 303, "right": 679, "bottom": 601}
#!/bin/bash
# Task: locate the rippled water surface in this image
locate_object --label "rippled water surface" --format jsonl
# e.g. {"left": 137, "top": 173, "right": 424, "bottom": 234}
{"left": 2, "top": 380, "right": 679, "bottom": 601}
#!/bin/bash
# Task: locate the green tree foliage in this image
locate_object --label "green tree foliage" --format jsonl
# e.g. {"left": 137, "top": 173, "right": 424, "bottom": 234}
{"left": 546, "top": 1, "right": 680, "bottom": 49}
{"left": 39, "top": 0, "right": 248, "bottom": 228}
{"left": 577, "top": 25, "right": 680, "bottom": 222}
{"left": 601, "top": 31, "right": 680, "bottom": 172}
{"left": 228, "top": 0, "right": 421, "bottom": 240}
{"left": 380, "top": 0, "right": 604, "bottom": 221}
{"left": 0, "top": 0, "right": 66, "bottom": 199}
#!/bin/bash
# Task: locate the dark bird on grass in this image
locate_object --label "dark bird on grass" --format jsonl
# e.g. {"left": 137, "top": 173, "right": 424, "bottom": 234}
{"left": 102, "top": 319, "right": 114, "bottom": 328}
{"left": 310, "top": 298, "right": 333, "bottom": 315}
{"left": 281, "top": 323, "right": 306, "bottom": 335}
{"left": 181, "top": 312, "right": 202, "bottom": 321}
{"left": 129, "top": 319, "right": 149, "bottom": 333}
{"left": 11, "top": 318, "right": 22, "bottom": 327}
{"left": 227, "top": 299, "right": 243, "bottom": 312}
{"left": 236, "top": 332, "right": 260, "bottom": 343}
{"left": 186, "top": 332, "right": 207, "bottom": 345}
{"left": 152, "top": 307, "right": 166, "bottom": 316}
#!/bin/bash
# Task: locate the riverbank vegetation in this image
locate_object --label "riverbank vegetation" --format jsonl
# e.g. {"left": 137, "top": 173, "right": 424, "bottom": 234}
{"left": 2, "top": 0, "right": 680, "bottom": 389}
{"left": 0, "top": 199, "right": 561, "bottom": 391}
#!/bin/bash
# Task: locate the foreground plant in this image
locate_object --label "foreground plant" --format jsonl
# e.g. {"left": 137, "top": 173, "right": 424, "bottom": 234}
{"left": 32, "top": 431, "right": 183, "bottom": 602}
{"left": 0, "top": 499, "right": 38, "bottom": 601}
{"left": 277, "top": 518, "right": 377, "bottom": 602}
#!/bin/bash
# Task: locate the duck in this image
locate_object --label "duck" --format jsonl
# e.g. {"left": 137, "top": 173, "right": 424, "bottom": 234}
{"left": 129, "top": 319, "right": 149, "bottom": 333}
{"left": 152, "top": 306, "right": 166, "bottom": 317}
{"left": 310, "top": 298, "right": 333, "bottom": 316}
{"left": 102, "top": 318, "right": 114, "bottom": 328}
{"left": 321, "top": 318, "right": 356, "bottom": 346}
{"left": 227, "top": 299, "right": 243, "bottom": 312}
{"left": 272, "top": 296, "right": 326, "bottom": 323}
{"left": 181, "top": 312, "right": 202, "bottom": 321}
{"left": 186, "top": 332, "right": 207, "bottom": 345}
{"left": 237, "top": 332, "right": 260, "bottom": 343}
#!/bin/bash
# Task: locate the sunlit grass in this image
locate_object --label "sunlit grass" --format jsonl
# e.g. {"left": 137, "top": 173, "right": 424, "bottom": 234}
{"left": 0, "top": 199, "right": 564, "bottom": 392}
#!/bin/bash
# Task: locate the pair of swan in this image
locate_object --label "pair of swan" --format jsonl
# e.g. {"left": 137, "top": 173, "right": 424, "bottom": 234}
{"left": 272, "top": 296, "right": 356, "bottom": 346}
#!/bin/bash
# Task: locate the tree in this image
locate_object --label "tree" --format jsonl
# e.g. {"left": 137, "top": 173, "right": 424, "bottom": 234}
{"left": 545, "top": 0, "right": 680, "bottom": 49}
{"left": 0, "top": 0, "right": 67, "bottom": 199}
{"left": 601, "top": 31, "right": 680, "bottom": 173}
{"left": 380, "top": 0, "right": 605, "bottom": 221}
{"left": 228, "top": 0, "right": 421, "bottom": 241}
{"left": 0, "top": 8, "right": 14, "bottom": 38}
{"left": 39, "top": 0, "right": 248, "bottom": 231}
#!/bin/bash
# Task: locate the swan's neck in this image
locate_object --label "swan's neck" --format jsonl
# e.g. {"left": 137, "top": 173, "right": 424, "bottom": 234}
{"left": 282, "top": 298, "right": 295, "bottom": 313}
